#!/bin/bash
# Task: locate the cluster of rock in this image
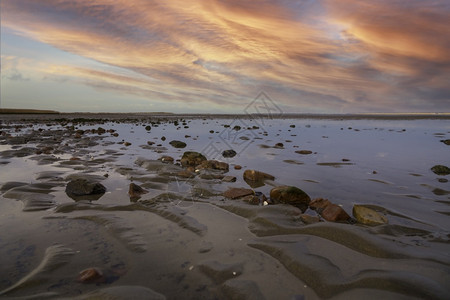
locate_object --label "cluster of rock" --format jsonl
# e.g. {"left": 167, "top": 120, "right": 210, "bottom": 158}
{"left": 223, "top": 168, "right": 388, "bottom": 226}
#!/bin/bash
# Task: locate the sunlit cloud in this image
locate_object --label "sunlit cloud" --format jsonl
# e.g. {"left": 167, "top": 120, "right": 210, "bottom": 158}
{"left": 1, "top": 0, "right": 449, "bottom": 112}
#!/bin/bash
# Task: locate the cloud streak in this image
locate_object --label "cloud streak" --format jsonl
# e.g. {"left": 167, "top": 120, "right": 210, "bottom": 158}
{"left": 1, "top": 0, "right": 449, "bottom": 112}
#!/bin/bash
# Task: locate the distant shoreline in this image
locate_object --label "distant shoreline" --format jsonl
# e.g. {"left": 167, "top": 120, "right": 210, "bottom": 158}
{"left": 0, "top": 109, "right": 449, "bottom": 120}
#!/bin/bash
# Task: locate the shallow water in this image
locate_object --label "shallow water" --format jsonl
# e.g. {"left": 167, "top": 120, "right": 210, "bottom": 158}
{"left": 0, "top": 115, "right": 449, "bottom": 299}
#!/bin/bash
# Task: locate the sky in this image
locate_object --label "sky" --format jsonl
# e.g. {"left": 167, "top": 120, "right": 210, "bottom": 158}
{"left": 1, "top": 0, "right": 449, "bottom": 113}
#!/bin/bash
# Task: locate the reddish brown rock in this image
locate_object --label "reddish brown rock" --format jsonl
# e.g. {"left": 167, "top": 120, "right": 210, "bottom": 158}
{"left": 223, "top": 188, "right": 254, "bottom": 199}
{"left": 234, "top": 165, "right": 242, "bottom": 170}
{"left": 309, "top": 198, "right": 331, "bottom": 211}
{"left": 77, "top": 267, "right": 104, "bottom": 283}
{"left": 309, "top": 198, "right": 352, "bottom": 223}
{"left": 177, "top": 170, "right": 195, "bottom": 178}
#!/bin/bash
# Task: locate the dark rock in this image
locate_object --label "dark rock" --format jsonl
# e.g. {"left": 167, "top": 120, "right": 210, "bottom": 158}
{"left": 65, "top": 178, "right": 106, "bottom": 200}
{"left": 222, "top": 149, "right": 237, "bottom": 158}
{"left": 124, "top": 142, "right": 132, "bottom": 146}
{"left": 145, "top": 125, "right": 151, "bottom": 131}
{"left": 353, "top": 205, "right": 388, "bottom": 226}
{"left": 431, "top": 165, "right": 450, "bottom": 176}
{"left": 223, "top": 188, "right": 254, "bottom": 199}
{"left": 129, "top": 183, "right": 148, "bottom": 200}
{"left": 438, "top": 178, "right": 448, "bottom": 183}
{"left": 169, "top": 140, "right": 187, "bottom": 148}
{"left": 234, "top": 165, "right": 242, "bottom": 170}
{"left": 222, "top": 176, "right": 237, "bottom": 182}
{"left": 440, "top": 139, "right": 450, "bottom": 145}
{"left": 274, "top": 143, "right": 284, "bottom": 149}
{"left": 290, "top": 124, "right": 295, "bottom": 128}
{"left": 181, "top": 151, "right": 207, "bottom": 167}
{"left": 198, "top": 160, "right": 229, "bottom": 171}
{"left": 295, "top": 150, "right": 312, "bottom": 155}
{"left": 270, "top": 186, "right": 310, "bottom": 212}
{"left": 161, "top": 136, "right": 166, "bottom": 141}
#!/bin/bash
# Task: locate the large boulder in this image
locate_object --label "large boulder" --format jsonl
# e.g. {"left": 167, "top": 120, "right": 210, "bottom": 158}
{"left": 180, "top": 151, "right": 207, "bottom": 167}
{"left": 352, "top": 205, "right": 388, "bottom": 226}
{"left": 65, "top": 178, "right": 106, "bottom": 200}
{"left": 270, "top": 185, "right": 310, "bottom": 212}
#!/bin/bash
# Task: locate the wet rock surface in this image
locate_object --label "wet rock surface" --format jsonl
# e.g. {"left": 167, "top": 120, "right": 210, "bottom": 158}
{"left": 270, "top": 185, "right": 311, "bottom": 212}
{"left": 65, "top": 178, "right": 106, "bottom": 200}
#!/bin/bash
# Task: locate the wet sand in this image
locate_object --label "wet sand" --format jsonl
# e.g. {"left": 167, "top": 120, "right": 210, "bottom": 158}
{"left": 0, "top": 114, "right": 449, "bottom": 299}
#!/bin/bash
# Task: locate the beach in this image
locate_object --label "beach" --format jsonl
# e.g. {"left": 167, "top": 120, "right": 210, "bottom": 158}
{"left": 0, "top": 113, "right": 449, "bottom": 299}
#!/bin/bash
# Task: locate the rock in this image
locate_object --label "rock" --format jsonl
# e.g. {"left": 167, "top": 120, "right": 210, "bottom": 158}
{"left": 274, "top": 143, "right": 284, "bottom": 149}
{"left": 309, "top": 198, "right": 331, "bottom": 211}
{"left": 161, "top": 136, "right": 166, "bottom": 141}
{"left": 223, "top": 188, "right": 254, "bottom": 199}
{"left": 180, "top": 151, "right": 207, "bottom": 167}
{"left": 222, "top": 176, "right": 237, "bottom": 182}
{"left": 270, "top": 186, "right": 311, "bottom": 212}
{"left": 177, "top": 170, "right": 195, "bottom": 178}
{"left": 129, "top": 183, "right": 148, "bottom": 200}
{"left": 234, "top": 165, "right": 242, "bottom": 170}
{"left": 65, "top": 179, "right": 106, "bottom": 200}
{"left": 321, "top": 203, "right": 352, "bottom": 222}
{"left": 147, "top": 141, "right": 155, "bottom": 145}
{"left": 438, "top": 178, "right": 448, "bottom": 183}
{"left": 198, "top": 160, "right": 229, "bottom": 171}
{"left": 242, "top": 195, "right": 260, "bottom": 205}
{"left": 440, "top": 139, "right": 450, "bottom": 145}
{"left": 352, "top": 205, "right": 388, "bottom": 226}
{"left": 222, "top": 149, "right": 237, "bottom": 158}
{"left": 77, "top": 267, "right": 104, "bottom": 283}
{"left": 300, "top": 214, "right": 321, "bottom": 224}
{"left": 243, "top": 170, "right": 275, "bottom": 181}
{"left": 124, "top": 142, "right": 132, "bottom": 146}
{"left": 310, "top": 198, "right": 353, "bottom": 223}
{"left": 169, "top": 140, "right": 186, "bottom": 148}
{"left": 145, "top": 125, "right": 151, "bottom": 131}
{"left": 159, "top": 155, "right": 174, "bottom": 163}
{"left": 295, "top": 150, "right": 312, "bottom": 155}
{"left": 290, "top": 124, "right": 295, "bottom": 128}
{"left": 431, "top": 165, "right": 450, "bottom": 176}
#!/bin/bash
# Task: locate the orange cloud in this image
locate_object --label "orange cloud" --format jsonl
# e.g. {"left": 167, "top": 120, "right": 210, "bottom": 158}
{"left": 1, "top": 0, "right": 449, "bottom": 112}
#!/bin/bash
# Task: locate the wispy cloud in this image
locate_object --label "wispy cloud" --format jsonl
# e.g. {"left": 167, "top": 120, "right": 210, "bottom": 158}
{"left": 1, "top": 0, "right": 449, "bottom": 112}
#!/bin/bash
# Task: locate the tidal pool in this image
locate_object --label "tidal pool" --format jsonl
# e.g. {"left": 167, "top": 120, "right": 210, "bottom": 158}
{"left": 0, "top": 114, "right": 449, "bottom": 299}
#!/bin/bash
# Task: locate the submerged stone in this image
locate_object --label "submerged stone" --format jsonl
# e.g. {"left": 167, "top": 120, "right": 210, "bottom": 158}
{"left": 129, "top": 183, "right": 148, "bottom": 200}
{"left": 431, "top": 165, "right": 450, "bottom": 176}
